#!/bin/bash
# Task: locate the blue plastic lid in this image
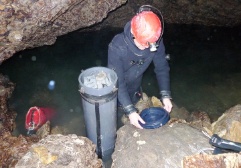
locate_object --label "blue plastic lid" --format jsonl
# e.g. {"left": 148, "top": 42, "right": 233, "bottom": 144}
{"left": 139, "top": 107, "right": 170, "bottom": 129}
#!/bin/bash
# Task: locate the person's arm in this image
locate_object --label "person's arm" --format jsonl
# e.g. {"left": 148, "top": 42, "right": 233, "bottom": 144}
{"left": 153, "top": 39, "right": 172, "bottom": 112}
{"left": 107, "top": 39, "right": 136, "bottom": 114}
{"left": 108, "top": 39, "right": 145, "bottom": 128}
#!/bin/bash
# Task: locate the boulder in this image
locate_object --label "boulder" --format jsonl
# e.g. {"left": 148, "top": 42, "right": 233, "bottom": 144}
{"left": 15, "top": 134, "right": 102, "bottom": 168}
{"left": 112, "top": 123, "right": 212, "bottom": 168}
{"left": 0, "top": 74, "right": 16, "bottom": 135}
{"left": 0, "top": 132, "right": 39, "bottom": 167}
{"left": 182, "top": 104, "right": 241, "bottom": 168}
{"left": 211, "top": 104, "right": 241, "bottom": 142}
{"left": 182, "top": 153, "right": 241, "bottom": 168}
{"left": 0, "top": 0, "right": 126, "bottom": 62}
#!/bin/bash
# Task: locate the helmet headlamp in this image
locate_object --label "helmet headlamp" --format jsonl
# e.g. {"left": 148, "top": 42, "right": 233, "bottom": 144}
{"left": 149, "top": 42, "right": 159, "bottom": 52}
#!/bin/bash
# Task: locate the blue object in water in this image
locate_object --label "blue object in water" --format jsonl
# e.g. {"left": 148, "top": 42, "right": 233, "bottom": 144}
{"left": 139, "top": 107, "right": 170, "bottom": 129}
{"left": 48, "top": 80, "right": 55, "bottom": 90}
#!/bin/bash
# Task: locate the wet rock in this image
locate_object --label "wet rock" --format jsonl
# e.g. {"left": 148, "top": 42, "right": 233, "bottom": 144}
{"left": 36, "top": 121, "right": 51, "bottom": 139}
{"left": 182, "top": 153, "right": 241, "bottom": 168}
{"left": 211, "top": 104, "right": 241, "bottom": 142}
{"left": 135, "top": 93, "right": 153, "bottom": 112}
{"left": 0, "top": 74, "right": 36, "bottom": 167}
{"left": 188, "top": 111, "right": 212, "bottom": 131}
{"left": 181, "top": 105, "right": 241, "bottom": 168}
{"left": 37, "top": 121, "right": 74, "bottom": 138}
{"left": 102, "top": 0, "right": 241, "bottom": 29}
{"left": 170, "top": 106, "right": 212, "bottom": 132}
{"left": 0, "top": 0, "right": 126, "bottom": 62}
{"left": 151, "top": 96, "right": 163, "bottom": 107}
{"left": 0, "top": 132, "right": 39, "bottom": 167}
{"left": 15, "top": 134, "right": 102, "bottom": 168}
{"left": 188, "top": 111, "right": 211, "bottom": 123}
{"left": 51, "top": 125, "right": 68, "bottom": 135}
{"left": 170, "top": 104, "right": 190, "bottom": 121}
{"left": 0, "top": 74, "right": 16, "bottom": 135}
{"left": 112, "top": 123, "right": 212, "bottom": 168}
{"left": 168, "top": 118, "right": 187, "bottom": 126}
{"left": 227, "top": 121, "right": 241, "bottom": 143}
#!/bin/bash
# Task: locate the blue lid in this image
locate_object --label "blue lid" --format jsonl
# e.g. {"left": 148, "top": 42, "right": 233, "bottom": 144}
{"left": 139, "top": 107, "right": 170, "bottom": 129}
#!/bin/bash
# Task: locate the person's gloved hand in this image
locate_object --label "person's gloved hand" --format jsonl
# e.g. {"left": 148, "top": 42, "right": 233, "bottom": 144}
{"left": 128, "top": 112, "right": 145, "bottom": 129}
{"left": 162, "top": 98, "right": 172, "bottom": 112}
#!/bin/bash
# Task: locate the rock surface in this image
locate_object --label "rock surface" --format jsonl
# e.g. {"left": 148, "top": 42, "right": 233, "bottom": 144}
{"left": 1, "top": 0, "right": 241, "bottom": 63}
{"left": 112, "top": 123, "right": 212, "bottom": 168}
{"left": 113, "top": 104, "right": 241, "bottom": 168}
{"left": 0, "top": 132, "right": 39, "bottom": 167}
{"left": 0, "top": 0, "right": 126, "bottom": 62}
{"left": 0, "top": 74, "right": 16, "bottom": 135}
{"left": 211, "top": 104, "right": 241, "bottom": 143}
{"left": 0, "top": 74, "right": 40, "bottom": 166}
{"left": 188, "top": 111, "right": 212, "bottom": 131}
{"left": 182, "top": 153, "right": 241, "bottom": 168}
{"left": 101, "top": 0, "right": 241, "bottom": 28}
{"left": 15, "top": 134, "right": 102, "bottom": 168}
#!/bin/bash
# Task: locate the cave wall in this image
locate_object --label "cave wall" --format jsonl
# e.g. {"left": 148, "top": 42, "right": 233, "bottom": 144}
{"left": 1, "top": 0, "right": 241, "bottom": 63}
{"left": 0, "top": 0, "right": 127, "bottom": 63}
{"left": 99, "top": 0, "right": 241, "bottom": 28}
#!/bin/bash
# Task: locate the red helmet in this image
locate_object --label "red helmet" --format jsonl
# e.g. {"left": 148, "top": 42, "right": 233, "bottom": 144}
{"left": 131, "top": 11, "right": 162, "bottom": 46}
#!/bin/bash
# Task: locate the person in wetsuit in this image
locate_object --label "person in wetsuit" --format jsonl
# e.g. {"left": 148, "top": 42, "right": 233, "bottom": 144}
{"left": 108, "top": 5, "right": 172, "bottom": 129}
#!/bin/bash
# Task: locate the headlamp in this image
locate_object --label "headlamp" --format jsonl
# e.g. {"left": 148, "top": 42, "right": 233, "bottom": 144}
{"left": 149, "top": 42, "right": 159, "bottom": 52}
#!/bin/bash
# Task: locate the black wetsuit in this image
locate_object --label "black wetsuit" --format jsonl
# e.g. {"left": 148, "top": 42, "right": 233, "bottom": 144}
{"left": 108, "top": 21, "right": 171, "bottom": 115}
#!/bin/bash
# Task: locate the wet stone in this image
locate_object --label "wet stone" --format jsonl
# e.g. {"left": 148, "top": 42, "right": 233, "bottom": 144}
{"left": 112, "top": 123, "right": 212, "bottom": 168}
{"left": 15, "top": 134, "right": 102, "bottom": 168}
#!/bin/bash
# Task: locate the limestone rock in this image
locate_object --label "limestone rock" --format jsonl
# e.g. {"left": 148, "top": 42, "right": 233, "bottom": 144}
{"left": 0, "top": 0, "right": 126, "bottom": 62}
{"left": 151, "top": 96, "right": 163, "bottom": 107}
{"left": 168, "top": 118, "right": 187, "bottom": 127}
{"left": 170, "top": 104, "right": 190, "bottom": 121}
{"left": 33, "top": 146, "right": 58, "bottom": 164}
{"left": 0, "top": 74, "right": 16, "bottom": 135}
{"left": 120, "top": 114, "right": 129, "bottom": 125}
{"left": 189, "top": 111, "right": 211, "bottom": 123}
{"left": 0, "top": 74, "right": 39, "bottom": 167}
{"left": 15, "top": 134, "right": 102, "bottom": 168}
{"left": 36, "top": 121, "right": 51, "bottom": 139}
{"left": 135, "top": 93, "right": 152, "bottom": 112}
{"left": 51, "top": 125, "right": 68, "bottom": 135}
{"left": 100, "top": 0, "right": 241, "bottom": 29}
{"left": 182, "top": 153, "right": 241, "bottom": 168}
{"left": 188, "top": 111, "right": 212, "bottom": 131}
{"left": 0, "top": 132, "right": 39, "bottom": 167}
{"left": 211, "top": 104, "right": 241, "bottom": 142}
{"left": 112, "top": 123, "right": 212, "bottom": 168}
{"left": 228, "top": 121, "right": 241, "bottom": 143}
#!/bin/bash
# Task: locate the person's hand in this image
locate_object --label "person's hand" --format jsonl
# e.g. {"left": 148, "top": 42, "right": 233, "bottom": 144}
{"left": 128, "top": 112, "right": 145, "bottom": 129}
{"left": 162, "top": 98, "right": 173, "bottom": 112}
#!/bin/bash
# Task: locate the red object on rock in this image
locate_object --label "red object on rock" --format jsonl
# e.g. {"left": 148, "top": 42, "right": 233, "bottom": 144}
{"left": 25, "top": 106, "right": 56, "bottom": 131}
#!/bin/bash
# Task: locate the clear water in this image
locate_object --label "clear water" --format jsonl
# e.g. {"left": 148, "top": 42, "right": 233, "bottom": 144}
{"left": 0, "top": 24, "right": 241, "bottom": 136}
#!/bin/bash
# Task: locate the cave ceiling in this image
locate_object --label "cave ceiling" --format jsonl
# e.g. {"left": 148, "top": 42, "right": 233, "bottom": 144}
{"left": 0, "top": 0, "right": 241, "bottom": 63}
